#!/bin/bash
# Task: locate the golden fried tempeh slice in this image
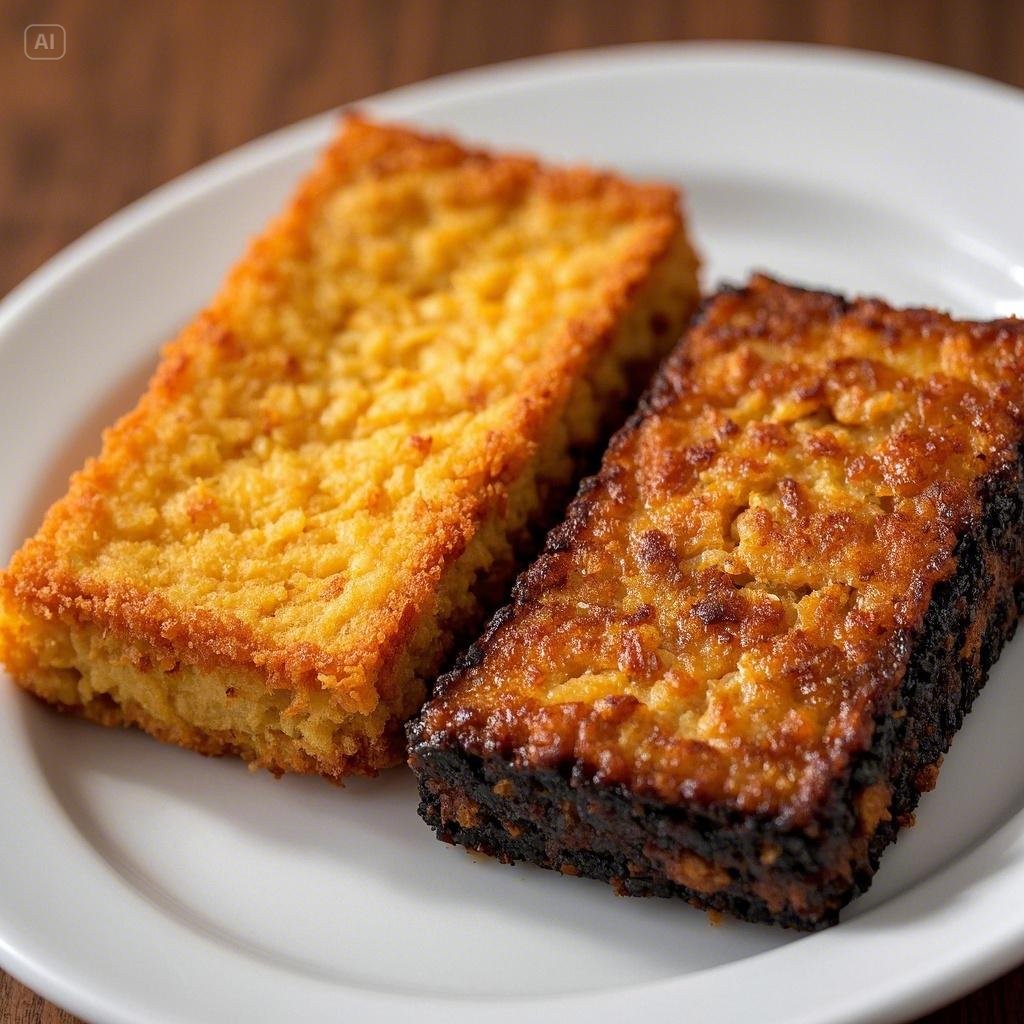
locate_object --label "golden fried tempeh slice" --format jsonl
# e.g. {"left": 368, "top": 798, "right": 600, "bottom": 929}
{"left": 0, "top": 116, "right": 700, "bottom": 779}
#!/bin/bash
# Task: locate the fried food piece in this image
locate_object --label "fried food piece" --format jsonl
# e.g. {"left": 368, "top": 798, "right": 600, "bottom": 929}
{"left": 410, "top": 275, "right": 1024, "bottom": 927}
{"left": 0, "top": 116, "right": 700, "bottom": 779}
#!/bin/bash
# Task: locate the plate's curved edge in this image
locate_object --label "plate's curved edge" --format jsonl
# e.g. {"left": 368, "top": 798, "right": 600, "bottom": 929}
{"left": 0, "top": 936, "right": 134, "bottom": 1024}
{"left": 0, "top": 110, "right": 334, "bottom": 342}
{"left": 369, "top": 39, "right": 1024, "bottom": 120}
{"left": 3, "top": 40, "right": 1022, "bottom": 345}
{"left": 1, "top": 40, "right": 1024, "bottom": 1024}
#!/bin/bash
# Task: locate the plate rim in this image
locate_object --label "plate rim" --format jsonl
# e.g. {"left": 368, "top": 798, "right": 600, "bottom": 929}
{"left": 2, "top": 40, "right": 1024, "bottom": 1024}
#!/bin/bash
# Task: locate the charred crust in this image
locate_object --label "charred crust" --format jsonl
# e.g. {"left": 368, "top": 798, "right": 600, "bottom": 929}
{"left": 412, "top": 450, "right": 1024, "bottom": 927}
{"left": 409, "top": 277, "right": 1024, "bottom": 928}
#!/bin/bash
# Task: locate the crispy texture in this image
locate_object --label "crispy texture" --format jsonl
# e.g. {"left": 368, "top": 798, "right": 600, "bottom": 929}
{"left": 410, "top": 276, "right": 1024, "bottom": 927}
{"left": 0, "top": 115, "right": 700, "bottom": 779}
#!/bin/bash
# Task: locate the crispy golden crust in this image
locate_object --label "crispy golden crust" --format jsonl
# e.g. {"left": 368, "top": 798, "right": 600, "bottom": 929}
{"left": 0, "top": 115, "right": 700, "bottom": 777}
{"left": 415, "top": 276, "right": 1024, "bottom": 820}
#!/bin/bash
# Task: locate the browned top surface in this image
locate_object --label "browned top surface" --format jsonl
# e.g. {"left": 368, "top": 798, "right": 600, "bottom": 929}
{"left": 418, "top": 276, "right": 1024, "bottom": 821}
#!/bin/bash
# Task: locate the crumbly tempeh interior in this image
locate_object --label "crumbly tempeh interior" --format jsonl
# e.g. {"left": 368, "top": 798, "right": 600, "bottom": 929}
{"left": 410, "top": 275, "right": 1024, "bottom": 927}
{"left": 0, "top": 116, "right": 700, "bottom": 779}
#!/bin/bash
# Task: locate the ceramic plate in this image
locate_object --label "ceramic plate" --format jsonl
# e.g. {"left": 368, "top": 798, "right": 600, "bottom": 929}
{"left": 2, "top": 43, "right": 1023, "bottom": 1024}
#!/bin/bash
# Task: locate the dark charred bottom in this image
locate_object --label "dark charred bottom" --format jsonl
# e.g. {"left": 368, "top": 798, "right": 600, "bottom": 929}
{"left": 409, "top": 452, "right": 1024, "bottom": 930}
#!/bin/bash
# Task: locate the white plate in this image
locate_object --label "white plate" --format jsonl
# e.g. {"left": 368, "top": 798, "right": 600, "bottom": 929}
{"left": 2, "top": 42, "right": 1024, "bottom": 1024}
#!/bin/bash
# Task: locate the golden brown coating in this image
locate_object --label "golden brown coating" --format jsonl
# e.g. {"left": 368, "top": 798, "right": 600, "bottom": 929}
{"left": 417, "top": 276, "right": 1024, "bottom": 822}
{"left": 0, "top": 115, "right": 700, "bottom": 779}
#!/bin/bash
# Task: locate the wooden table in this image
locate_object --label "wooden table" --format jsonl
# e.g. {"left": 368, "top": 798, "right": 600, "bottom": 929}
{"left": 2, "top": 1, "right": 1022, "bottom": 1020}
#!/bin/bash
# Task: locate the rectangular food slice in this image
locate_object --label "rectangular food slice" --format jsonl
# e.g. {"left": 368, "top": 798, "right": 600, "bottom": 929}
{"left": 409, "top": 275, "right": 1024, "bottom": 928}
{"left": 0, "top": 116, "right": 700, "bottom": 779}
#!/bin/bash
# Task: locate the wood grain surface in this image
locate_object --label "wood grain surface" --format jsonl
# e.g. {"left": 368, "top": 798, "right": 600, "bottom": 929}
{"left": 1, "top": 1, "right": 1022, "bottom": 1021}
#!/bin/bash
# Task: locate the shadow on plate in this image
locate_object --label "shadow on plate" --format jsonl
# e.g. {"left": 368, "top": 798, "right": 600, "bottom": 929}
{"left": 22, "top": 697, "right": 802, "bottom": 996}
